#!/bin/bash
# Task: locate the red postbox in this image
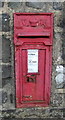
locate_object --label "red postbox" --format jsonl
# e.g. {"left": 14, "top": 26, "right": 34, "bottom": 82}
{"left": 14, "top": 13, "right": 53, "bottom": 108}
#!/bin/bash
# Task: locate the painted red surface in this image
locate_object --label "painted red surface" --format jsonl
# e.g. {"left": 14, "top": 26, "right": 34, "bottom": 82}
{"left": 14, "top": 13, "right": 53, "bottom": 108}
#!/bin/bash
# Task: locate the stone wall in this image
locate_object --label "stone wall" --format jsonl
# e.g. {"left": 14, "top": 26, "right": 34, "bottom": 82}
{"left": 0, "top": 1, "right": 65, "bottom": 119}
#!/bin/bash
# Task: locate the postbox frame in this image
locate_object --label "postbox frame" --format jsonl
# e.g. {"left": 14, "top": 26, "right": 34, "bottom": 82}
{"left": 14, "top": 13, "right": 53, "bottom": 108}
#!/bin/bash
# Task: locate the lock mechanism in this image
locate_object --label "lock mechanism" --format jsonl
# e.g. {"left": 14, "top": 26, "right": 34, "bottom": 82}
{"left": 26, "top": 74, "right": 36, "bottom": 82}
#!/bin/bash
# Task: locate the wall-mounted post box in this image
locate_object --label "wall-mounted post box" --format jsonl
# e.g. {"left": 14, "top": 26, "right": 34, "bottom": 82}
{"left": 14, "top": 13, "right": 53, "bottom": 108}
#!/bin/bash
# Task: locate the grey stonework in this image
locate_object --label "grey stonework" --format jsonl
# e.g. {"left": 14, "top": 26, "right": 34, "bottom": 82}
{"left": 0, "top": 90, "right": 2, "bottom": 105}
{"left": 2, "top": 78, "right": 12, "bottom": 88}
{"left": 0, "top": 2, "right": 2, "bottom": 7}
{"left": 2, "top": 13, "right": 10, "bottom": 32}
{"left": 53, "top": 2, "right": 63, "bottom": 10}
{"left": 0, "top": 2, "right": 4, "bottom": 7}
{"left": 62, "top": 2, "right": 65, "bottom": 63}
{"left": 0, "top": 35, "right": 2, "bottom": 59}
{"left": 2, "top": 65, "right": 11, "bottom": 79}
{"left": 8, "top": 2, "right": 23, "bottom": 9}
{"left": 0, "top": 15, "right": 2, "bottom": 31}
{"left": 2, "top": 35, "right": 11, "bottom": 63}
{"left": 0, "top": 1, "right": 65, "bottom": 119}
{"left": 0, "top": 15, "right": 2, "bottom": 32}
{"left": 26, "top": 2, "right": 46, "bottom": 9}
{"left": 2, "top": 108, "right": 64, "bottom": 118}
{"left": 2, "top": 91, "right": 8, "bottom": 104}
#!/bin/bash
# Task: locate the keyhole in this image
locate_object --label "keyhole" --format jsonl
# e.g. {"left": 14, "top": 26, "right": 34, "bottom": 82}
{"left": 27, "top": 77, "right": 34, "bottom": 82}
{"left": 27, "top": 77, "right": 29, "bottom": 82}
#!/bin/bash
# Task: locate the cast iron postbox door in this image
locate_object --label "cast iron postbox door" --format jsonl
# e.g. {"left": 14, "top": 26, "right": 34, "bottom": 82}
{"left": 14, "top": 13, "right": 53, "bottom": 108}
{"left": 22, "top": 48, "right": 45, "bottom": 102}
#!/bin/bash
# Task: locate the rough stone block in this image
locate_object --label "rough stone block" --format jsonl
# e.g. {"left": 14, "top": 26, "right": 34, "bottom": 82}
{"left": 62, "top": 44, "right": 65, "bottom": 61}
{"left": 53, "top": 2, "right": 62, "bottom": 10}
{"left": 63, "top": 108, "right": 65, "bottom": 117}
{"left": 0, "top": 15, "right": 2, "bottom": 31}
{"left": 52, "top": 93, "right": 63, "bottom": 107}
{"left": 0, "top": 90, "right": 2, "bottom": 105}
{"left": 2, "top": 78, "right": 12, "bottom": 87}
{"left": 2, "top": 65, "right": 11, "bottom": 79}
{"left": 45, "top": 2, "right": 53, "bottom": 12}
{"left": 55, "top": 65, "right": 65, "bottom": 88}
{"left": 8, "top": 2, "right": 22, "bottom": 9}
{"left": 2, "top": 2, "right": 4, "bottom": 7}
{"left": 26, "top": 2, "right": 46, "bottom": 9}
{"left": 10, "top": 93, "right": 13, "bottom": 103}
{"left": 0, "top": 2, "right": 2, "bottom": 7}
{"left": 0, "top": 2, "right": 4, "bottom": 7}
{"left": 2, "top": 91, "right": 8, "bottom": 103}
{"left": 57, "top": 17, "right": 64, "bottom": 28}
{"left": 2, "top": 35, "right": 11, "bottom": 63}
{"left": 0, "top": 35, "right": 2, "bottom": 59}
{"left": 2, "top": 13, "right": 10, "bottom": 32}
{"left": 0, "top": 65, "right": 2, "bottom": 89}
